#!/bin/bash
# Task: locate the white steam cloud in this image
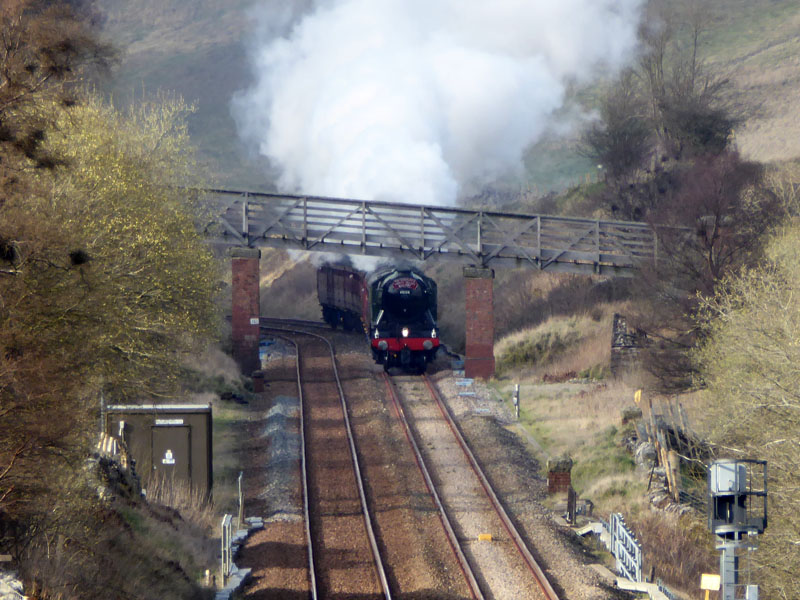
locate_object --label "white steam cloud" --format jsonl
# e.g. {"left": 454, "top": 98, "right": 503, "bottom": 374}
{"left": 233, "top": 0, "right": 643, "bottom": 206}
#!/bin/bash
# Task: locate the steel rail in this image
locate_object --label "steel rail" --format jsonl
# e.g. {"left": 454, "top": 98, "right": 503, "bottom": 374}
{"left": 261, "top": 325, "right": 393, "bottom": 599}
{"left": 259, "top": 316, "right": 330, "bottom": 330}
{"left": 258, "top": 330, "right": 319, "bottom": 600}
{"left": 382, "top": 373, "right": 484, "bottom": 600}
{"left": 421, "top": 374, "right": 561, "bottom": 600}
{"left": 255, "top": 324, "right": 319, "bottom": 600}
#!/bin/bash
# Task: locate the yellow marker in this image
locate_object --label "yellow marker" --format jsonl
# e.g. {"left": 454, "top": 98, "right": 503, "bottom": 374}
{"left": 477, "top": 533, "right": 493, "bottom": 542}
{"left": 634, "top": 389, "right": 642, "bottom": 405}
{"left": 700, "top": 573, "right": 720, "bottom": 600}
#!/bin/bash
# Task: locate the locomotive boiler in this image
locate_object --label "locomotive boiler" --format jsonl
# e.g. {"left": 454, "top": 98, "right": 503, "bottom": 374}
{"left": 317, "top": 264, "right": 440, "bottom": 373}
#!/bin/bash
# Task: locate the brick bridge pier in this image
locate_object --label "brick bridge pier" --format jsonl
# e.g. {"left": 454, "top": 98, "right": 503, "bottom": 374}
{"left": 230, "top": 254, "right": 498, "bottom": 379}
{"left": 463, "top": 267, "right": 495, "bottom": 379}
{"left": 231, "top": 248, "right": 261, "bottom": 376}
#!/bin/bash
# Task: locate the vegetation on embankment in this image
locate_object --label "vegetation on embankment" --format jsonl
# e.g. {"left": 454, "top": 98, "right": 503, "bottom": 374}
{"left": 693, "top": 217, "right": 800, "bottom": 599}
{"left": 0, "top": 2, "right": 225, "bottom": 597}
{"left": 487, "top": 162, "right": 800, "bottom": 597}
{"left": 493, "top": 310, "right": 613, "bottom": 379}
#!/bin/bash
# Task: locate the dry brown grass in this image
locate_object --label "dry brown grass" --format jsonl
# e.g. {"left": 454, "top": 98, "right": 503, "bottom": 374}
{"left": 494, "top": 301, "right": 630, "bottom": 379}
{"left": 102, "top": 0, "right": 254, "bottom": 55}
{"left": 545, "top": 324, "right": 610, "bottom": 378}
{"left": 258, "top": 252, "right": 321, "bottom": 320}
{"left": 145, "top": 474, "right": 218, "bottom": 532}
{"left": 494, "top": 369, "right": 717, "bottom": 597}
{"left": 702, "top": 2, "right": 800, "bottom": 163}
{"left": 212, "top": 400, "right": 251, "bottom": 515}
{"left": 633, "top": 512, "right": 716, "bottom": 598}
{"left": 495, "top": 377, "right": 638, "bottom": 466}
{"left": 184, "top": 345, "right": 242, "bottom": 383}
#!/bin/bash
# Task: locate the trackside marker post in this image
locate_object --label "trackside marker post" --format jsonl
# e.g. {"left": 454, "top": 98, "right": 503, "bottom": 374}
{"left": 701, "top": 573, "right": 720, "bottom": 600}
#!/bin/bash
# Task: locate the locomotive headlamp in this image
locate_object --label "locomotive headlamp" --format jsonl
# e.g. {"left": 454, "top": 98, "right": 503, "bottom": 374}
{"left": 401, "top": 327, "right": 409, "bottom": 338}
{"left": 431, "top": 328, "right": 437, "bottom": 338}
{"left": 374, "top": 329, "right": 379, "bottom": 339}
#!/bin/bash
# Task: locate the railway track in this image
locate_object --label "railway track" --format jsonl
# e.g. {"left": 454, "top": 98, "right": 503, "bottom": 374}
{"left": 256, "top": 324, "right": 560, "bottom": 598}
{"left": 261, "top": 325, "right": 390, "bottom": 599}
{"left": 259, "top": 316, "right": 330, "bottom": 330}
{"left": 384, "top": 374, "right": 561, "bottom": 600}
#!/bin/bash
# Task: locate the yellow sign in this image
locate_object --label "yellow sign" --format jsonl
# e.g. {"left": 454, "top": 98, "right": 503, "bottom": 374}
{"left": 700, "top": 573, "right": 721, "bottom": 590}
{"left": 634, "top": 389, "right": 642, "bottom": 405}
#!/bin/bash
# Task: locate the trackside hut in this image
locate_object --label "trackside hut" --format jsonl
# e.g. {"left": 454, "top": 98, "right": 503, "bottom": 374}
{"left": 104, "top": 403, "right": 212, "bottom": 496}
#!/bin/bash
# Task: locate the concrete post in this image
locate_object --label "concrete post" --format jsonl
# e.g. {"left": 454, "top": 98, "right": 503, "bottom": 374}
{"left": 463, "top": 266, "right": 495, "bottom": 379}
{"left": 231, "top": 248, "right": 261, "bottom": 375}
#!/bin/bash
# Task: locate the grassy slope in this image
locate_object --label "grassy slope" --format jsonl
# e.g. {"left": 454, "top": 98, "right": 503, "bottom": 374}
{"left": 99, "top": 0, "right": 276, "bottom": 188}
{"left": 97, "top": 0, "right": 800, "bottom": 194}
{"left": 701, "top": 1, "right": 800, "bottom": 162}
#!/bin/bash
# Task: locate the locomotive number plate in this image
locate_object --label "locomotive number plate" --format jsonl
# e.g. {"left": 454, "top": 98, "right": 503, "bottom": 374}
{"left": 391, "top": 277, "right": 418, "bottom": 290}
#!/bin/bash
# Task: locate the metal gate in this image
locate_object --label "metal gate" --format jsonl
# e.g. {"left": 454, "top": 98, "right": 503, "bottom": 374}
{"left": 610, "top": 512, "right": 642, "bottom": 582}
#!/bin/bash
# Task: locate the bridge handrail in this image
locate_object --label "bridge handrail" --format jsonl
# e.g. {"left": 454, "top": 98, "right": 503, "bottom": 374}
{"left": 199, "top": 186, "right": 663, "bottom": 229}
{"left": 201, "top": 188, "right": 681, "bottom": 276}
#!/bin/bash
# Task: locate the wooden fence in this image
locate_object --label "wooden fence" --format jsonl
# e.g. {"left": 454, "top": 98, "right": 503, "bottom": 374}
{"left": 643, "top": 396, "right": 707, "bottom": 509}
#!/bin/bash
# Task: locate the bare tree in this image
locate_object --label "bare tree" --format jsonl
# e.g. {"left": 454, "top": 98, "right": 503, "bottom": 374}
{"left": 632, "top": 151, "right": 782, "bottom": 390}
{"left": 583, "top": 70, "right": 652, "bottom": 184}
{"left": 638, "top": 0, "right": 740, "bottom": 160}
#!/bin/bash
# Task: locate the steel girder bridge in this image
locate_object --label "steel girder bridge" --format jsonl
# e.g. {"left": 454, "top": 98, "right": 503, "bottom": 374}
{"left": 206, "top": 188, "right": 659, "bottom": 276}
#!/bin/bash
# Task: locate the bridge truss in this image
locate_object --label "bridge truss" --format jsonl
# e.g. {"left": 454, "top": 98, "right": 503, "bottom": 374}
{"left": 207, "top": 189, "right": 659, "bottom": 276}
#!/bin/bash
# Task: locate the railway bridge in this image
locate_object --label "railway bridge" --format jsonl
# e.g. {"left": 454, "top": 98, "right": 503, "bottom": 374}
{"left": 206, "top": 188, "right": 660, "bottom": 379}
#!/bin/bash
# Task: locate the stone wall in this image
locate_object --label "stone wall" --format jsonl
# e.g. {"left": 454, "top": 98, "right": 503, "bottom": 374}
{"left": 610, "top": 313, "right": 646, "bottom": 376}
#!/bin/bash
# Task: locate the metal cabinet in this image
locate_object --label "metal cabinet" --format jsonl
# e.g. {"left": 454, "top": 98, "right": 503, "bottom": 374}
{"left": 104, "top": 404, "right": 212, "bottom": 497}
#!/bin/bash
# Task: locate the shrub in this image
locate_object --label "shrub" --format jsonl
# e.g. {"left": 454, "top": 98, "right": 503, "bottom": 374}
{"left": 494, "top": 312, "right": 613, "bottom": 377}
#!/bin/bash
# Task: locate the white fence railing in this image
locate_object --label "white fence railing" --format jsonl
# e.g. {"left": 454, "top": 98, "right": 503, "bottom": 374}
{"left": 598, "top": 513, "right": 679, "bottom": 600}
{"left": 657, "top": 578, "right": 678, "bottom": 600}
{"left": 221, "top": 514, "right": 233, "bottom": 584}
{"left": 610, "top": 512, "right": 642, "bottom": 582}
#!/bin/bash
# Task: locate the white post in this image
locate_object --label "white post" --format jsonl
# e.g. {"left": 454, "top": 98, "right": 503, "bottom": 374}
{"left": 221, "top": 514, "right": 232, "bottom": 585}
{"left": 513, "top": 383, "right": 520, "bottom": 419}
{"left": 237, "top": 471, "right": 244, "bottom": 529}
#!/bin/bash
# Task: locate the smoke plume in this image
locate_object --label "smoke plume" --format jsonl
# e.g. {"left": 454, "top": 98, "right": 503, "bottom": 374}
{"left": 233, "top": 0, "right": 644, "bottom": 206}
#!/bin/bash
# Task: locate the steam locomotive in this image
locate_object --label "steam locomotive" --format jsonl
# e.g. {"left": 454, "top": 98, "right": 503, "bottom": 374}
{"left": 317, "top": 264, "right": 440, "bottom": 373}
